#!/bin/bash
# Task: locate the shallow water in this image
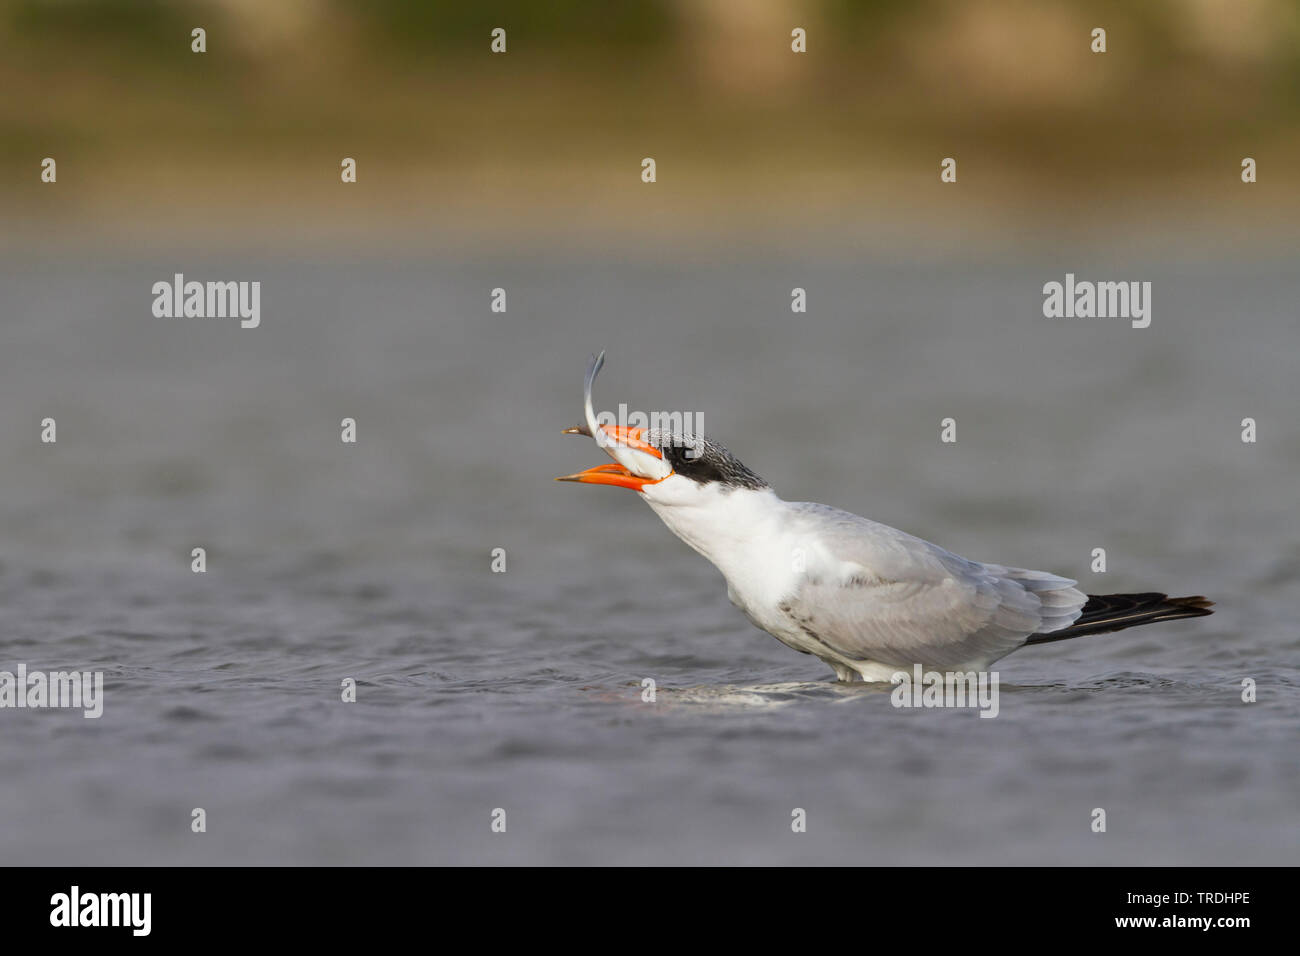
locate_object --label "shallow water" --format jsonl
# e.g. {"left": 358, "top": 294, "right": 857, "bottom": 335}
{"left": 0, "top": 246, "right": 1296, "bottom": 864}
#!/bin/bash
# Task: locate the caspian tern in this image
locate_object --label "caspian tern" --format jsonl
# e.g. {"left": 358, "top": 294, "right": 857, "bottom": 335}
{"left": 557, "top": 352, "right": 1213, "bottom": 682}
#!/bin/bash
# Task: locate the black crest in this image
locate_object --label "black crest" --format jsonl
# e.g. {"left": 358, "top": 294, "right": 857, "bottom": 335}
{"left": 654, "top": 433, "right": 768, "bottom": 490}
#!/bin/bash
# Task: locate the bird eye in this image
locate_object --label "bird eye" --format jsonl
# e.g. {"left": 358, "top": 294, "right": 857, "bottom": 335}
{"left": 669, "top": 440, "right": 701, "bottom": 465}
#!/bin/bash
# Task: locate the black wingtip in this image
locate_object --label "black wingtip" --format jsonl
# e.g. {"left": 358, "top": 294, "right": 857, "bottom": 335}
{"left": 1026, "top": 591, "right": 1215, "bottom": 645}
{"left": 1166, "top": 595, "right": 1214, "bottom": 614}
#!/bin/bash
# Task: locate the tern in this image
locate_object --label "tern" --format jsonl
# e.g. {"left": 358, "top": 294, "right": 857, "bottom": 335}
{"left": 557, "top": 352, "right": 1213, "bottom": 682}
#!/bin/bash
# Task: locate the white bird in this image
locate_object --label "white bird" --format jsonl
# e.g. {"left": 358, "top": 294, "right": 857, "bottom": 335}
{"left": 557, "top": 352, "right": 1213, "bottom": 682}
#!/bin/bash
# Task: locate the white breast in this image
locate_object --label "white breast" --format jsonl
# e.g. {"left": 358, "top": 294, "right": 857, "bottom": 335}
{"left": 641, "top": 482, "right": 809, "bottom": 631}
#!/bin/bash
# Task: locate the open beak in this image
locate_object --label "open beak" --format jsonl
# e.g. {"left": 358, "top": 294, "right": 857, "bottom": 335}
{"left": 556, "top": 351, "right": 672, "bottom": 492}
{"left": 556, "top": 425, "right": 668, "bottom": 492}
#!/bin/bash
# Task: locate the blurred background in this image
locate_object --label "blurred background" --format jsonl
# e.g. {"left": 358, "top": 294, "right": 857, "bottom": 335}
{"left": 0, "top": 2, "right": 1296, "bottom": 866}
{"left": 3, "top": 0, "right": 1300, "bottom": 249}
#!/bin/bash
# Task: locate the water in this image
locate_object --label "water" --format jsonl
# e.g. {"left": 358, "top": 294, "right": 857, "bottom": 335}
{"left": 1, "top": 243, "right": 1296, "bottom": 864}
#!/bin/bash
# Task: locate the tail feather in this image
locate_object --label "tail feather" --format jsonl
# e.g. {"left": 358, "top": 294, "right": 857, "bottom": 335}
{"left": 1025, "top": 592, "right": 1213, "bottom": 646}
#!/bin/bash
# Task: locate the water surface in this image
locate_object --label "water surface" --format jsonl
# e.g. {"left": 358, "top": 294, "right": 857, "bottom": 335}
{"left": 0, "top": 246, "right": 1295, "bottom": 864}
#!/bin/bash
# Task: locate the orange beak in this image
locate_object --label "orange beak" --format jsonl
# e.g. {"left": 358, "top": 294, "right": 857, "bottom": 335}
{"left": 554, "top": 462, "right": 658, "bottom": 492}
{"left": 556, "top": 425, "right": 670, "bottom": 492}
{"left": 595, "top": 424, "right": 663, "bottom": 459}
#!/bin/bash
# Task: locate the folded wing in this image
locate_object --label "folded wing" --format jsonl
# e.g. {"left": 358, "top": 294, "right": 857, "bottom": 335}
{"left": 779, "top": 503, "right": 1087, "bottom": 670}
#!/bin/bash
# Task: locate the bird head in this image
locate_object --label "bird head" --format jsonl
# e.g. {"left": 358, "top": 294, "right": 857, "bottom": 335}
{"left": 556, "top": 351, "right": 767, "bottom": 501}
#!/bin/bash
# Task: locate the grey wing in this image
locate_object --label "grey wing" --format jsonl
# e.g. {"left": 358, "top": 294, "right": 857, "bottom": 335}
{"left": 781, "top": 503, "right": 1087, "bottom": 670}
